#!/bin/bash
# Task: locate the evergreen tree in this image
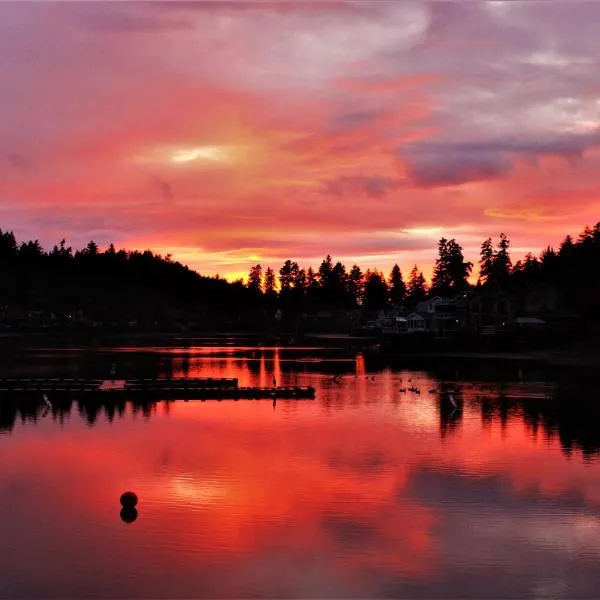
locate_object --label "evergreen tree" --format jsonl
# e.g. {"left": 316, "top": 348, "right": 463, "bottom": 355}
{"left": 432, "top": 238, "right": 472, "bottom": 295}
{"left": 0, "top": 229, "right": 18, "bottom": 259}
{"left": 264, "top": 267, "right": 276, "bottom": 294}
{"left": 389, "top": 264, "right": 406, "bottom": 304}
{"left": 432, "top": 238, "right": 451, "bottom": 294}
{"left": 279, "top": 260, "right": 294, "bottom": 291}
{"left": 305, "top": 266, "right": 319, "bottom": 310}
{"left": 347, "top": 264, "right": 364, "bottom": 306}
{"left": 492, "top": 233, "right": 512, "bottom": 284}
{"left": 318, "top": 255, "right": 333, "bottom": 287}
{"left": 247, "top": 264, "right": 263, "bottom": 292}
{"left": 294, "top": 267, "right": 307, "bottom": 291}
{"left": 406, "top": 265, "right": 427, "bottom": 304}
{"left": 306, "top": 267, "right": 318, "bottom": 290}
{"left": 363, "top": 270, "right": 388, "bottom": 309}
{"left": 559, "top": 235, "right": 575, "bottom": 258}
{"left": 85, "top": 240, "right": 99, "bottom": 256}
{"left": 479, "top": 237, "right": 494, "bottom": 284}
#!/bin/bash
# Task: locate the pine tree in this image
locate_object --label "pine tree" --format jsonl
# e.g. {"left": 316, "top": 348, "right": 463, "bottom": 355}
{"left": 479, "top": 237, "right": 494, "bottom": 284}
{"left": 406, "top": 265, "right": 427, "bottom": 304}
{"left": 446, "top": 239, "right": 472, "bottom": 291}
{"left": 318, "top": 255, "right": 333, "bottom": 287}
{"left": 264, "top": 267, "right": 276, "bottom": 294}
{"left": 347, "top": 264, "right": 364, "bottom": 306}
{"left": 279, "top": 260, "right": 294, "bottom": 291}
{"left": 389, "top": 264, "right": 406, "bottom": 304}
{"left": 306, "top": 267, "right": 318, "bottom": 290}
{"left": 247, "top": 264, "right": 263, "bottom": 292}
{"left": 432, "top": 238, "right": 471, "bottom": 295}
{"left": 432, "top": 238, "right": 451, "bottom": 294}
{"left": 363, "top": 270, "right": 388, "bottom": 309}
{"left": 492, "top": 233, "right": 512, "bottom": 284}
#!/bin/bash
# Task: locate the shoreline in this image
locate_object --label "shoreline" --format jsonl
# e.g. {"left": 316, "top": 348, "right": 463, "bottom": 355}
{"left": 1, "top": 331, "right": 598, "bottom": 370}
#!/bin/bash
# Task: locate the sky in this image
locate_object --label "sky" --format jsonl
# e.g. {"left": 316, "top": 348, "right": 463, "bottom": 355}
{"left": 1, "top": 1, "right": 600, "bottom": 282}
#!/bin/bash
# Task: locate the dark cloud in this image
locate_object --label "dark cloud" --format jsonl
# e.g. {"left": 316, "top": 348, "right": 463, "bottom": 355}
{"left": 326, "top": 109, "right": 382, "bottom": 131}
{"left": 6, "top": 153, "right": 35, "bottom": 171}
{"left": 403, "top": 131, "right": 600, "bottom": 187}
{"left": 324, "top": 175, "right": 403, "bottom": 198}
{"left": 153, "top": 176, "right": 174, "bottom": 203}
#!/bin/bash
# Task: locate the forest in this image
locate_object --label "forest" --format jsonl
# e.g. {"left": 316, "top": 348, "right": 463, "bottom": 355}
{"left": 0, "top": 221, "right": 599, "bottom": 330}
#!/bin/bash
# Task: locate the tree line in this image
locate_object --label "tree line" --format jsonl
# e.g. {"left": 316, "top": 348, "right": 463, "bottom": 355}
{"left": 246, "top": 221, "right": 600, "bottom": 316}
{"left": 1, "top": 221, "right": 599, "bottom": 325}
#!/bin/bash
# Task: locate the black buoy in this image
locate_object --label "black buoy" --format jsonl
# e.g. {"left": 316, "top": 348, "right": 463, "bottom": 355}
{"left": 120, "top": 491, "right": 138, "bottom": 508}
{"left": 120, "top": 507, "right": 138, "bottom": 524}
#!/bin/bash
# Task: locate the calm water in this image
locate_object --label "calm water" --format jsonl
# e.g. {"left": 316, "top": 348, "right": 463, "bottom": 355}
{"left": 1, "top": 345, "right": 600, "bottom": 598}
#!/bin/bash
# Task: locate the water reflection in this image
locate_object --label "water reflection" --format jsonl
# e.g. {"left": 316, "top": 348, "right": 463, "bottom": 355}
{"left": 1, "top": 347, "right": 600, "bottom": 598}
{"left": 2, "top": 380, "right": 598, "bottom": 460}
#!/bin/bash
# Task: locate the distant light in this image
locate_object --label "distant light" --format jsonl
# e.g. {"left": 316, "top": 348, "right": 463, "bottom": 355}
{"left": 403, "top": 227, "right": 443, "bottom": 236}
{"left": 171, "top": 146, "right": 227, "bottom": 163}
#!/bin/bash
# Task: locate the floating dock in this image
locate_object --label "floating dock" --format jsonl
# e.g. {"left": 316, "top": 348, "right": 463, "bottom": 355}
{"left": 0, "top": 377, "right": 316, "bottom": 401}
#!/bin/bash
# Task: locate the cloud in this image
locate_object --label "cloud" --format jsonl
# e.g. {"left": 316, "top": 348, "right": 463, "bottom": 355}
{"left": 152, "top": 176, "right": 174, "bottom": 203}
{"left": 403, "top": 131, "right": 600, "bottom": 187}
{"left": 6, "top": 153, "right": 35, "bottom": 171}
{"left": 324, "top": 175, "right": 403, "bottom": 198}
{"left": 1, "top": 1, "right": 600, "bottom": 279}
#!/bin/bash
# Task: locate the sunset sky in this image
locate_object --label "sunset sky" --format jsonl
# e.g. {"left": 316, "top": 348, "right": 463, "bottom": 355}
{"left": 1, "top": 1, "right": 600, "bottom": 282}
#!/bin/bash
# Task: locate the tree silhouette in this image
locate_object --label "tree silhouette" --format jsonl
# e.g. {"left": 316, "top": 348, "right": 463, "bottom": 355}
{"left": 406, "top": 265, "right": 427, "bottom": 304}
{"left": 363, "top": 270, "right": 388, "bottom": 309}
{"left": 389, "top": 264, "right": 406, "bottom": 304}
{"left": 2, "top": 220, "right": 600, "bottom": 334}
{"left": 347, "top": 264, "right": 364, "bottom": 306}
{"left": 247, "top": 264, "right": 263, "bottom": 293}
{"left": 492, "top": 233, "right": 512, "bottom": 284}
{"left": 318, "top": 255, "right": 333, "bottom": 287}
{"left": 431, "top": 238, "right": 472, "bottom": 296}
{"left": 479, "top": 237, "right": 494, "bottom": 284}
{"left": 279, "top": 260, "right": 295, "bottom": 292}
{"left": 264, "top": 267, "right": 276, "bottom": 294}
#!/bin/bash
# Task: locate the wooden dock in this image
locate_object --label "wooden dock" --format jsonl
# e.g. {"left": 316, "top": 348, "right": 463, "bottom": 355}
{"left": 0, "top": 377, "right": 316, "bottom": 401}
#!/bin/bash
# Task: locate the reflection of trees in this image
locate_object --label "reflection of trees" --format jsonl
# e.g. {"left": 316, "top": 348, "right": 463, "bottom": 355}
{"left": 0, "top": 396, "right": 156, "bottom": 433}
{"left": 439, "top": 399, "right": 463, "bottom": 438}
{"left": 470, "top": 392, "right": 600, "bottom": 458}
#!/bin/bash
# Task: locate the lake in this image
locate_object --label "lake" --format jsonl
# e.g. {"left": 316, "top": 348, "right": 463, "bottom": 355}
{"left": 1, "top": 344, "right": 600, "bottom": 598}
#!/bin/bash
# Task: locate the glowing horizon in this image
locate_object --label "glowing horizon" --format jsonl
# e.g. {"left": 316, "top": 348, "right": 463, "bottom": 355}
{"left": 1, "top": 1, "right": 599, "bottom": 282}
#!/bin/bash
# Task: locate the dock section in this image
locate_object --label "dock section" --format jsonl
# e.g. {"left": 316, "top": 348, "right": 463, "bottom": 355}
{"left": 0, "top": 377, "right": 316, "bottom": 401}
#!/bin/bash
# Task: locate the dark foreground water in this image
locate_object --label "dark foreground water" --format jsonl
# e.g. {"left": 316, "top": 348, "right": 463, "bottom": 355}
{"left": 1, "top": 345, "right": 600, "bottom": 598}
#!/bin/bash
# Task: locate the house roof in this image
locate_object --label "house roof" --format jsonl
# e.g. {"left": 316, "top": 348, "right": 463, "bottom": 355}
{"left": 406, "top": 312, "right": 425, "bottom": 320}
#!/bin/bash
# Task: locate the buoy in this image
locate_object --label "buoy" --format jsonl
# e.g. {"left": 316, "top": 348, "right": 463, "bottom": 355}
{"left": 120, "top": 491, "right": 138, "bottom": 508}
{"left": 120, "top": 507, "right": 138, "bottom": 524}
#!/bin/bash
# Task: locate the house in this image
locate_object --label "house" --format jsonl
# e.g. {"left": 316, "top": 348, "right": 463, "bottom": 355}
{"left": 467, "top": 289, "right": 517, "bottom": 334}
{"left": 406, "top": 312, "right": 426, "bottom": 332}
{"left": 377, "top": 307, "right": 426, "bottom": 335}
{"left": 522, "top": 283, "right": 560, "bottom": 316}
{"left": 414, "top": 295, "right": 468, "bottom": 336}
